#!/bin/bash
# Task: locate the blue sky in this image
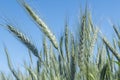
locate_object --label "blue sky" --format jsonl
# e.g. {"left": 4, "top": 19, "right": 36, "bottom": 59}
{"left": 0, "top": 0, "right": 120, "bottom": 74}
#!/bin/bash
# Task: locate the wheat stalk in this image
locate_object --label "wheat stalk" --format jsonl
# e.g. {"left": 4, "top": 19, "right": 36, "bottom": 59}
{"left": 4, "top": 46, "right": 20, "bottom": 80}
{"left": 113, "top": 25, "right": 120, "bottom": 39}
{"left": 70, "top": 33, "right": 76, "bottom": 80}
{"left": 65, "top": 24, "right": 69, "bottom": 62}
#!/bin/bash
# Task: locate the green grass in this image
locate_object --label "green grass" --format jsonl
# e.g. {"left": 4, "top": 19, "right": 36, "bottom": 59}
{"left": 0, "top": 1, "right": 120, "bottom": 80}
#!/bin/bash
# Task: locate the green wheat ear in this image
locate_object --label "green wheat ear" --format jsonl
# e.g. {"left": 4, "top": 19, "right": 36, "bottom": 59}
{"left": 21, "top": 1, "right": 59, "bottom": 50}
{"left": 7, "top": 25, "right": 42, "bottom": 62}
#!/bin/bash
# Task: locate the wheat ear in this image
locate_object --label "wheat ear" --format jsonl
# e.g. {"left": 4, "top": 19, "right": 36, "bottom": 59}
{"left": 22, "top": 2, "right": 58, "bottom": 49}
{"left": 7, "top": 25, "right": 41, "bottom": 61}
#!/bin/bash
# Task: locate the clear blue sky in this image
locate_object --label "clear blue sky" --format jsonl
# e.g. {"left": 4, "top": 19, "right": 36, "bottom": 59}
{"left": 0, "top": 0, "right": 120, "bottom": 74}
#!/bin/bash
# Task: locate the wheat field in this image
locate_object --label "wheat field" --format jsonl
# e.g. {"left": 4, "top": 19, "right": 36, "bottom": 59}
{"left": 0, "top": 1, "right": 120, "bottom": 80}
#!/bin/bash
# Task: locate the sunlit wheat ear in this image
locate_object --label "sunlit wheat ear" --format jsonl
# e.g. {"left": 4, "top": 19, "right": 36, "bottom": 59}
{"left": 22, "top": 2, "right": 58, "bottom": 50}
{"left": 78, "top": 15, "right": 86, "bottom": 67}
{"left": 7, "top": 25, "right": 41, "bottom": 61}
